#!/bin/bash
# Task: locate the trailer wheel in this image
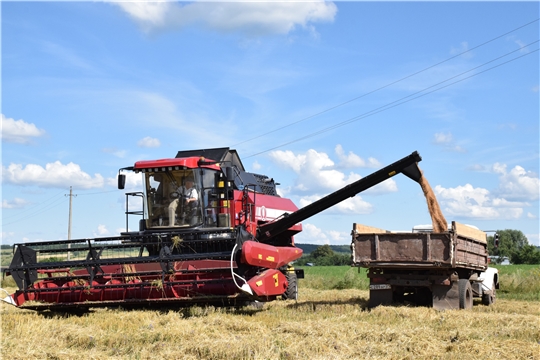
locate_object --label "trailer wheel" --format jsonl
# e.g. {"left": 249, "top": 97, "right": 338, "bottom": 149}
{"left": 458, "top": 279, "right": 473, "bottom": 309}
{"left": 282, "top": 271, "right": 298, "bottom": 300}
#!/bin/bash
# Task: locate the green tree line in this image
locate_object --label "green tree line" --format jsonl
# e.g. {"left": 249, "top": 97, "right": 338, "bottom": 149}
{"left": 488, "top": 229, "right": 540, "bottom": 265}
{"left": 295, "top": 244, "right": 351, "bottom": 266}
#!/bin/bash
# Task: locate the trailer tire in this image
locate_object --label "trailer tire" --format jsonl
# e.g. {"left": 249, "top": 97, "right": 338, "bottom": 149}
{"left": 458, "top": 279, "right": 473, "bottom": 309}
{"left": 282, "top": 271, "right": 298, "bottom": 300}
{"left": 482, "top": 282, "right": 496, "bottom": 306}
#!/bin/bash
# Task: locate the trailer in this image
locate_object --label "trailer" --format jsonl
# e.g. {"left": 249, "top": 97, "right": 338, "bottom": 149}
{"left": 351, "top": 222, "right": 499, "bottom": 310}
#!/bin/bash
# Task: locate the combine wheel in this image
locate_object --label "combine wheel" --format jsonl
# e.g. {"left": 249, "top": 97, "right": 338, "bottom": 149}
{"left": 282, "top": 270, "right": 298, "bottom": 300}
{"left": 458, "top": 279, "right": 473, "bottom": 309}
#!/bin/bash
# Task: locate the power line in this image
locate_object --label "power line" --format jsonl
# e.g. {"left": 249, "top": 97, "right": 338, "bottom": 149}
{"left": 3, "top": 188, "right": 117, "bottom": 221}
{"left": 245, "top": 47, "right": 539, "bottom": 159}
{"left": 2, "top": 189, "right": 66, "bottom": 220}
{"left": 2, "top": 197, "right": 68, "bottom": 227}
{"left": 77, "top": 189, "right": 118, "bottom": 196}
{"left": 233, "top": 18, "right": 539, "bottom": 148}
{"left": 2, "top": 186, "right": 120, "bottom": 227}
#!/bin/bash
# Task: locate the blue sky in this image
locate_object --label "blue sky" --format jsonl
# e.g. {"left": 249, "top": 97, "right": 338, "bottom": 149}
{"left": 2, "top": 1, "right": 539, "bottom": 246}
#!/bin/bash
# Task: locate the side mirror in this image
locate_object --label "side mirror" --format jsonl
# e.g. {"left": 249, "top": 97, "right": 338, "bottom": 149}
{"left": 118, "top": 174, "right": 126, "bottom": 190}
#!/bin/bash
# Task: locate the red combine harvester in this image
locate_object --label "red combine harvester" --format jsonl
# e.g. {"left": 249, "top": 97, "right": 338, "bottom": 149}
{"left": 2, "top": 148, "right": 423, "bottom": 311}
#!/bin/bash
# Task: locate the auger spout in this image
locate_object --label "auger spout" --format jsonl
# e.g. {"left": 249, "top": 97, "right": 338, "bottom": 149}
{"left": 256, "top": 151, "right": 422, "bottom": 243}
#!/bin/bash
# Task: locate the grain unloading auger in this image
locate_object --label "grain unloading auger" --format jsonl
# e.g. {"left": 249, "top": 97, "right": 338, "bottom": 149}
{"left": 2, "top": 148, "right": 422, "bottom": 310}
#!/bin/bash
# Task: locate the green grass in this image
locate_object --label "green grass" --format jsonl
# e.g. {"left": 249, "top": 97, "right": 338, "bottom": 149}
{"left": 299, "top": 265, "right": 540, "bottom": 301}
{"left": 492, "top": 264, "right": 540, "bottom": 301}
{"left": 301, "top": 266, "right": 369, "bottom": 290}
{"left": 1, "top": 249, "right": 14, "bottom": 267}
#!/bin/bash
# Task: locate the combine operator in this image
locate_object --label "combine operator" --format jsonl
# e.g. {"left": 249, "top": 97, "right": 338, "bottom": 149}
{"left": 168, "top": 176, "right": 199, "bottom": 226}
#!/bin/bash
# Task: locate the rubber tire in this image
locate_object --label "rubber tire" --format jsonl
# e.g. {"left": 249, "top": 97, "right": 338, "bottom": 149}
{"left": 282, "top": 271, "right": 298, "bottom": 300}
{"left": 458, "top": 279, "right": 473, "bottom": 309}
{"left": 482, "top": 282, "right": 496, "bottom": 306}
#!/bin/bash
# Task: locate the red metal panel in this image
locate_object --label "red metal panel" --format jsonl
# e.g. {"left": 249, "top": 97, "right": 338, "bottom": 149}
{"left": 134, "top": 157, "right": 220, "bottom": 170}
{"left": 247, "top": 269, "right": 287, "bottom": 297}
{"left": 10, "top": 260, "right": 242, "bottom": 307}
{"left": 241, "top": 241, "right": 303, "bottom": 269}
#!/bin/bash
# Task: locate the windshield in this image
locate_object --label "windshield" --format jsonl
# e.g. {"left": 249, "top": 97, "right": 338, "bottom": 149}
{"left": 144, "top": 168, "right": 221, "bottom": 228}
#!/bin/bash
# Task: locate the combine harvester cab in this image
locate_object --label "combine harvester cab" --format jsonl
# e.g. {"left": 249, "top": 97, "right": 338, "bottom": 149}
{"left": 3, "top": 148, "right": 423, "bottom": 311}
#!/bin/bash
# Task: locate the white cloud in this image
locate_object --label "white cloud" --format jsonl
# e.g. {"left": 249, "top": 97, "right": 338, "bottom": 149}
{"left": 527, "top": 212, "right": 537, "bottom": 219}
{"left": 434, "top": 132, "right": 453, "bottom": 144}
{"left": 269, "top": 148, "right": 340, "bottom": 192}
{"left": 490, "top": 198, "right": 530, "bottom": 208}
{"left": 450, "top": 41, "right": 473, "bottom": 59}
{"left": 268, "top": 147, "right": 397, "bottom": 214}
{"left": 326, "top": 230, "right": 349, "bottom": 243}
{"left": 364, "top": 178, "right": 398, "bottom": 195}
{"left": 526, "top": 233, "right": 540, "bottom": 246}
{"left": 433, "top": 131, "right": 466, "bottom": 153}
{"left": 102, "top": 147, "right": 127, "bottom": 158}
{"left": 491, "top": 162, "right": 506, "bottom": 175}
{"left": 106, "top": 171, "right": 142, "bottom": 190}
{"left": 94, "top": 224, "right": 110, "bottom": 237}
{"left": 137, "top": 136, "right": 161, "bottom": 148}
{"left": 2, "top": 198, "right": 30, "bottom": 209}
{"left": 1, "top": 232, "right": 15, "bottom": 242}
{"left": 466, "top": 164, "right": 487, "bottom": 172}
{"left": 335, "top": 144, "right": 380, "bottom": 168}
{"left": 41, "top": 41, "right": 95, "bottom": 72}
{"left": 294, "top": 223, "right": 329, "bottom": 244}
{"left": 434, "top": 183, "right": 524, "bottom": 220}
{"left": 299, "top": 194, "right": 373, "bottom": 215}
{"left": 493, "top": 163, "right": 539, "bottom": 201}
{"left": 113, "top": 1, "right": 337, "bottom": 36}
{"left": 1, "top": 114, "right": 46, "bottom": 144}
{"left": 2, "top": 162, "right": 104, "bottom": 189}
{"left": 294, "top": 223, "right": 349, "bottom": 244}
{"left": 251, "top": 161, "right": 262, "bottom": 171}
{"left": 435, "top": 162, "right": 539, "bottom": 220}
{"left": 114, "top": 2, "right": 169, "bottom": 29}
{"left": 269, "top": 147, "right": 397, "bottom": 198}
{"left": 513, "top": 38, "right": 531, "bottom": 54}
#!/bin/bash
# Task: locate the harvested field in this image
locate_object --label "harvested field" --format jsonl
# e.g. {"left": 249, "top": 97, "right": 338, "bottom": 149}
{"left": 1, "top": 267, "right": 539, "bottom": 360}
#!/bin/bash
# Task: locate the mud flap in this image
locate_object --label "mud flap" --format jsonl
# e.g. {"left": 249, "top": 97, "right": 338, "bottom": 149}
{"left": 432, "top": 281, "right": 459, "bottom": 310}
{"left": 368, "top": 286, "right": 393, "bottom": 308}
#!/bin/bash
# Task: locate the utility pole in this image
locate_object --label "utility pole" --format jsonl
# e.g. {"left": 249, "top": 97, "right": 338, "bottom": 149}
{"left": 65, "top": 186, "right": 77, "bottom": 260}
